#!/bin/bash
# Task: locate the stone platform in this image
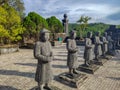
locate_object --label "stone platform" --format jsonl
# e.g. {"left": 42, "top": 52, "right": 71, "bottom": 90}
{"left": 30, "top": 85, "right": 62, "bottom": 90}
{"left": 77, "top": 64, "right": 99, "bottom": 74}
{"left": 93, "top": 59, "right": 107, "bottom": 65}
{"left": 57, "top": 72, "right": 87, "bottom": 88}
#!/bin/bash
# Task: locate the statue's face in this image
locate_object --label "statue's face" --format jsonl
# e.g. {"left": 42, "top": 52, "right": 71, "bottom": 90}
{"left": 110, "top": 32, "right": 112, "bottom": 36}
{"left": 96, "top": 32, "right": 100, "bottom": 36}
{"left": 44, "top": 33, "right": 49, "bottom": 41}
{"left": 72, "top": 32, "right": 76, "bottom": 39}
{"left": 87, "top": 32, "right": 92, "bottom": 38}
{"left": 104, "top": 32, "right": 107, "bottom": 37}
{"left": 74, "top": 33, "right": 76, "bottom": 39}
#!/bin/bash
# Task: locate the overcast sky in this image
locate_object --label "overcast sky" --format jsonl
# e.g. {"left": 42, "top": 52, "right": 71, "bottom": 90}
{"left": 23, "top": 0, "right": 120, "bottom": 25}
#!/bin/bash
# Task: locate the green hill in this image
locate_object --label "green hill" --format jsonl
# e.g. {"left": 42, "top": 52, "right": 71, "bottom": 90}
{"left": 69, "top": 23, "right": 111, "bottom": 37}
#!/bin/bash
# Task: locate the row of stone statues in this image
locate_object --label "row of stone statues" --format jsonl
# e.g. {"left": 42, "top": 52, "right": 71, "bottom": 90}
{"left": 84, "top": 31, "right": 115, "bottom": 66}
{"left": 33, "top": 28, "right": 114, "bottom": 90}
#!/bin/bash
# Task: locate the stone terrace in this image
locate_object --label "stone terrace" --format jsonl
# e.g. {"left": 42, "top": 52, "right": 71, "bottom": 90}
{"left": 0, "top": 44, "right": 120, "bottom": 90}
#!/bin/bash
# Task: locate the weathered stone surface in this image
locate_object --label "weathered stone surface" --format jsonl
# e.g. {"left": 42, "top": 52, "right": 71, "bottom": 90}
{"left": 0, "top": 45, "right": 19, "bottom": 54}
{"left": 0, "top": 44, "right": 120, "bottom": 90}
{"left": 30, "top": 85, "right": 62, "bottom": 90}
{"left": 57, "top": 72, "right": 87, "bottom": 88}
{"left": 77, "top": 64, "right": 99, "bottom": 74}
{"left": 93, "top": 59, "right": 107, "bottom": 65}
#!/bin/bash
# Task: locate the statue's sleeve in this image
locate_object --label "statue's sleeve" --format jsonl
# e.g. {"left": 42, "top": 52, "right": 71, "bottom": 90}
{"left": 104, "top": 38, "right": 108, "bottom": 43}
{"left": 67, "top": 39, "right": 77, "bottom": 52}
{"left": 95, "top": 38, "right": 103, "bottom": 45}
{"left": 34, "top": 42, "right": 48, "bottom": 62}
{"left": 49, "top": 42, "right": 53, "bottom": 61}
{"left": 85, "top": 39, "right": 92, "bottom": 48}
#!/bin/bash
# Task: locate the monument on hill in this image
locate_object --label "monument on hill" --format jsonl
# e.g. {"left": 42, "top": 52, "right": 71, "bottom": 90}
{"left": 62, "top": 14, "right": 69, "bottom": 36}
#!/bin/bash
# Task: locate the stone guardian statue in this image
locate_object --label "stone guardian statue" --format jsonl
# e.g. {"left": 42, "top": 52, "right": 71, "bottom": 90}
{"left": 84, "top": 32, "right": 94, "bottom": 66}
{"left": 66, "top": 30, "right": 79, "bottom": 77}
{"left": 94, "top": 32, "right": 103, "bottom": 61}
{"left": 107, "top": 32, "right": 114, "bottom": 55}
{"left": 34, "top": 28, "right": 53, "bottom": 90}
{"left": 100, "top": 32, "right": 108, "bottom": 58}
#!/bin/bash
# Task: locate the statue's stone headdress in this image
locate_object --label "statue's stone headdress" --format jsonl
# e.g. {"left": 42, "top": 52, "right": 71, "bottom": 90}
{"left": 39, "top": 28, "right": 50, "bottom": 41}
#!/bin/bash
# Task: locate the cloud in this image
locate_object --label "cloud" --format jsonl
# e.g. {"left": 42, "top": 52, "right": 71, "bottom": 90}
{"left": 107, "top": 12, "right": 120, "bottom": 20}
{"left": 23, "top": 0, "right": 120, "bottom": 25}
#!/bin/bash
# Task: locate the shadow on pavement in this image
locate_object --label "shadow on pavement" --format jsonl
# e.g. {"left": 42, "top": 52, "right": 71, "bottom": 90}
{"left": 0, "top": 69, "right": 34, "bottom": 78}
{"left": 15, "top": 63, "right": 36, "bottom": 67}
{"left": 0, "top": 86, "right": 18, "bottom": 90}
{"left": 52, "top": 64, "right": 67, "bottom": 69}
{"left": 106, "top": 77, "right": 120, "bottom": 81}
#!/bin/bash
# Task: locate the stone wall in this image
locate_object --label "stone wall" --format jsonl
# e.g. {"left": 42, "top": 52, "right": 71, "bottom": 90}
{"left": 0, "top": 45, "right": 19, "bottom": 55}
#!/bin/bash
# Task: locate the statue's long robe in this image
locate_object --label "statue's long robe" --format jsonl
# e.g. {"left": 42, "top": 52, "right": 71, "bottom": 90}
{"left": 84, "top": 38, "right": 94, "bottom": 61}
{"left": 66, "top": 39, "right": 78, "bottom": 69}
{"left": 107, "top": 35, "right": 114, "bottom": 52}
{"left": 34, "top": 41, "right": 53, "bottom": 84}
{"left": 101, "top": 36, "right": 108, "bottom": 54}
{"left": 94, "top": 36, "right": 102, "bottom": 56}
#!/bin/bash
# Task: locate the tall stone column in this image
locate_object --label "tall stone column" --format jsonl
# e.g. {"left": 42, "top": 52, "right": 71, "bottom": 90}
{"left": 62, "top": 14, "right": 69, "bottom": 36}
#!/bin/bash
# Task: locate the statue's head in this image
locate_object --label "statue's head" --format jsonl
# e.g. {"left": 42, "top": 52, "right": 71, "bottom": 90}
{"left": 87, "top": 32, "right": 92, "bottom": 38}
{"left": 39, "top": 28, "right": 50, "bottom": 42}
{"left": 70, "top": 30, "right": 76, "bottom": 39}
{"left": 96, "top": 32, "right": 100, "bottom": 36}
{"left": 64, "top": 14, "right": 67, "bottom": 18}
{"left": 109, "top": 32, "right": 112, "bottom": 36}
{"left": 103, "top": 32, "right": 107, "bottom": 37}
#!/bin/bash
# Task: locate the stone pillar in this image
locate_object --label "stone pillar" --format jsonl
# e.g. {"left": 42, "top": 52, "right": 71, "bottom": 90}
{"left": 62, "top": 14, "right": 69, "bottom": 36}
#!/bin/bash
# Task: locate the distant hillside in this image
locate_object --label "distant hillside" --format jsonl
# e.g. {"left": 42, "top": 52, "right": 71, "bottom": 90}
{"left": 68, "top": 23, "right": 111, "bottom": 36}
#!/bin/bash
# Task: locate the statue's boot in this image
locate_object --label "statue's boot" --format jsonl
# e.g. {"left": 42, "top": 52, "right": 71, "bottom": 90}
{"left": 85, "top": 60, "right": 90, "bottom": 67}
{"left": 73, "top": 69, "right": 80, "bottom": 74}
{"left": 44, "top": 83, "right": 52, "bottom": 90}
{"left": 37, "top": 84, "right": 44, "bottom": 90}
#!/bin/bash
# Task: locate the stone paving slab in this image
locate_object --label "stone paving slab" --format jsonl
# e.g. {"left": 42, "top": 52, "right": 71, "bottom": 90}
{"left": 0, "top": 44, "right": 120, "bottom": 90}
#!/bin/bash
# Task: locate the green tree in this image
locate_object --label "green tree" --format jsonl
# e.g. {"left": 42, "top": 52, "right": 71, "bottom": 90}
{"left": 23, "top": 12, "right": 48, "bottom": 40}
{"left": 77, "top": 16, "right": 91, "bottom": 39}
{"left": 46, "top": 16, "right": 63, "bottom": 40}
{"left": 0, "top": 4, "right": 24, "bottom": 44}
{"left": 0, "top": 0, "right": 25, "bottom": 19}
{"left": 23, "top": 16, "right": 36, "bottom": 38}
{"left": 46, "top": 16, "right": 63, "bottom": 33}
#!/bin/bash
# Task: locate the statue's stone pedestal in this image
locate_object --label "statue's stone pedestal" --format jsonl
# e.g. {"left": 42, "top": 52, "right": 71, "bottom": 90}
{"left": 93, "top": 59, "right": 107, "bottom": 65}
{"left": 106, "top": 55, "right": 112, "bottom": 60}
{"left": 77, "top": 64, "right": 99, "bottom": 74}
{"left": 57, "top": 72, "right": 87, "bottom": 88}
{"left": 31, "top": 85, "right": 62, "bottom": 90}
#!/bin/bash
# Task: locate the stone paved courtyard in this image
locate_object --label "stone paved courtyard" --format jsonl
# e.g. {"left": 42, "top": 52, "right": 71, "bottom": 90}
{"left": 0, "top": 44, "right": 120, "bottom": 90}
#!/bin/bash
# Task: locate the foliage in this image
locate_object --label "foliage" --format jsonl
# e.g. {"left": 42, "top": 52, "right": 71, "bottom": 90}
{"left": 77, "top": 16, "right": 91, "bottom": 38}
{"left": 0, "top": 0, "right": 25, "bottom": 19}
{"left": 0, "top": 4, "right": 24, "bottom": 44}
{"left": 116, "top": 25, "right": 120, "bottom": 29}
{"left": 46, "top": 16, "right": 63, "bottom": 33}
{"left": 69, "top": 23, "right": 110, "bottom": 37}
{"left": 23, "top": 12, "right": 48, "bottom": 40}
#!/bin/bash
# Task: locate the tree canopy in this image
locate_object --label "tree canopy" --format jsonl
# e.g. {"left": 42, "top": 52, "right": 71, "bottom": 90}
{"left": 0, "top": 4, "right": 24, "bottom": 44}
{"left": 23, "top": 12, "right": 48, "bottom": 40}
{"left": 46, "top": 16, "right": 63, "bottom": 33}
{"left": 69, "top": 23, "right": 110, "bottom": 37}
{"left": 77, "top": 16, "right": 91, "bottom": 38}
{"left": 0, "top": 0, "right": 25, "bottom": 18}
